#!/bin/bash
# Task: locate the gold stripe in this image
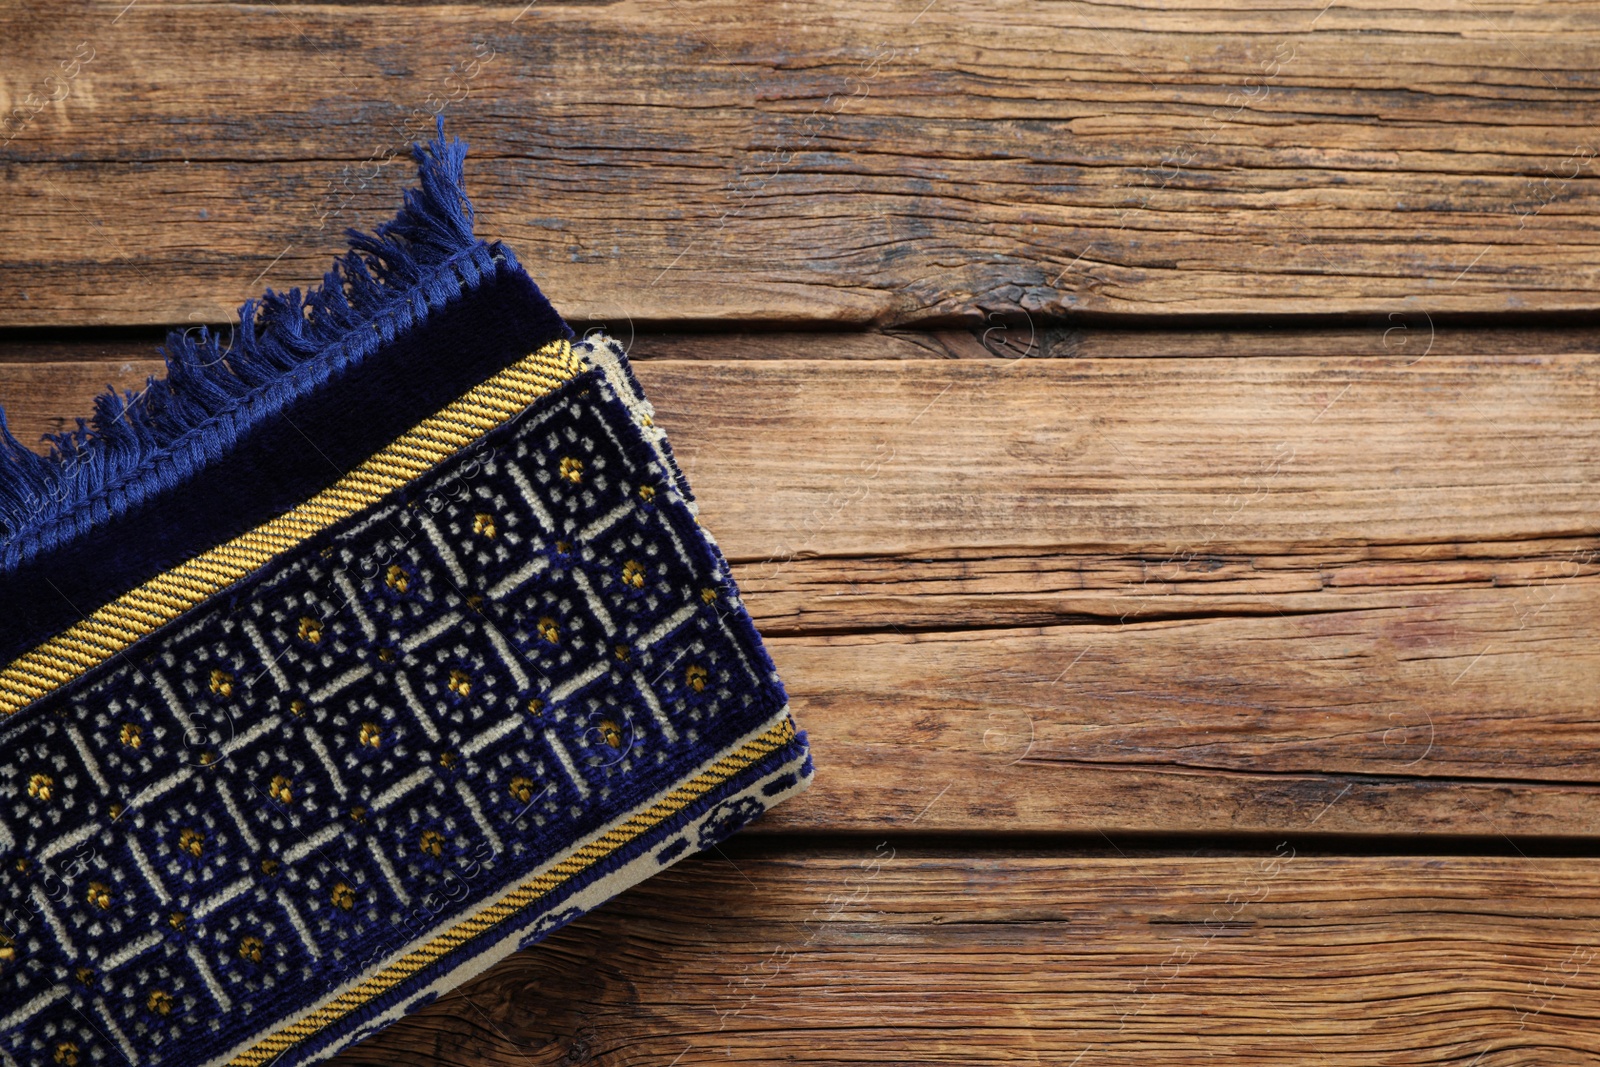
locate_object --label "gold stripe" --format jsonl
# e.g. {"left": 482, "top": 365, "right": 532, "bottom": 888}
{"left": 228, "top": 714, "right": 799, "bottom": 1067}
{"left": 0, "top": 339, "right": 586, "bottom": 716}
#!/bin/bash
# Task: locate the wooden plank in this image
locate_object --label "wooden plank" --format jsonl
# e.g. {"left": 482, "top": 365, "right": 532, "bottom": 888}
{"left": 2, "top": 346, "right": 1598, "bottom": 836}
{"left": 650, "top": 356, "right": 1600, "bottom": 560}
{"left": 5, "top": 1, "right": 1600, "bottom": 325}
{"left": 737, "top": 537, "right": 1600, "bottom": 634}
{"left": 755, "top": 580, "right": 1600, "bottom": 836}
{"left": 6, "top": 345, "right": 1598, "bottom": 558}
{"left": 328, "top": 847, "right": 1600, "bottom": 1066}
{"left": 0, "top": 357, "right": 160, "bottom": 443}
{"left": 654, "top": 348, "right": 1600, "bottom": 835}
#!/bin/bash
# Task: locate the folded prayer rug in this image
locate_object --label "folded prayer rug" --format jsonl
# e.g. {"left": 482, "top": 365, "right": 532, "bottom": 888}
{"left": 0, "top": 120, "right": 810, "bottom": 1067}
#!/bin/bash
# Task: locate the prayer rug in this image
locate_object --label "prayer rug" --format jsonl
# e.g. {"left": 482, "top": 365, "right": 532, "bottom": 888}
{"left": 0, "top": 120, "right": 810, "bottom": 1067}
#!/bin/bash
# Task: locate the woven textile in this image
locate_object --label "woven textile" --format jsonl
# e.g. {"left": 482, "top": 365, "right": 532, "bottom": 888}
{"left": 0, "top": 123, "right": 810, "bottom": 1066}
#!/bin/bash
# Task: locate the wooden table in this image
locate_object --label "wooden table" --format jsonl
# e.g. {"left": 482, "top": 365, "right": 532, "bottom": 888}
{"left": 6, "top": 1, "right": 1600, "bottom": 1062}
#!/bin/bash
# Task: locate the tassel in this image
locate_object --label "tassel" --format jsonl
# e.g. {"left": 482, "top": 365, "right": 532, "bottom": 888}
{"left": 0, "top": 118, "right": 484, "bottom": 546}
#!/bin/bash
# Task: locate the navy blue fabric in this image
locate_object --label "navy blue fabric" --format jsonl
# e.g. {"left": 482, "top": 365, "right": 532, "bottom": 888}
{"left": 0, "top": 355, "right": 800, "bottom": 1066}
{"left": 291, "top": 733, "right": 810, "bottom": 1066}
{"left": 0, "top": 255, "right": 569, "bottom": 665}
{"left": 0, "top": 122, "right": 497, "bottom": 561}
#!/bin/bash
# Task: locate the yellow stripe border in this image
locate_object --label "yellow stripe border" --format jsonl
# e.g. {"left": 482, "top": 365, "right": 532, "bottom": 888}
{"left": 231, "top": 713, "right": 799, "bottom": 1066}
{"left": 0, "top": 338, "right": 587, "bottom": 716}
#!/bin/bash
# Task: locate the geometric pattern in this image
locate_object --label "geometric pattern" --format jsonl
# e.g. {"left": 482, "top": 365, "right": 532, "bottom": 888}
{"left": 0, "top": 335, "right": 811, "bottom": 1067}
{"left": 0, "top": 338, "right": 589, "bottom": 717}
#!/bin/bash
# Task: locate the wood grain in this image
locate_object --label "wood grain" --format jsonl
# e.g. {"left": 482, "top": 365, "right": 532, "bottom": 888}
{"left": 329, "top": 847, "right": 1600, "bottom": 1066}
{"left": 645, "top": 357, "right": 1600, "bottom": 560}
{"left": 4, "top": 341, "right": 1597, "bottom": 837}
{"left": 4, "top": 1, "right": 1600, "bottom": 325}
{"left": 6, "top": 0, "right": 1599, "bottom": 1058}
{"left": 757, "top": 584, "right": 1600, "bottom": 836}
{"left": 7, "top": 344, "right": 1598, "bottom": 558}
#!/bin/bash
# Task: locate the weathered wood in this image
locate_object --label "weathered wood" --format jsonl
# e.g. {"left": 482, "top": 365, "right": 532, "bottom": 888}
{"left": 329, "top": 847, "right": 1600, "bottom": 1066}
{"left": 4, "top": 345, "right": 1598, "bottom": 836}
{"left": 0, "top": 357, "right": 160, "bottom": 442}
{"left": 649, "top": 350, "right": 1600, "bottom": 836}
{"left": 10, "top": 347, "right": 1597, "bottom": 557}
{"left": 639, "top": 356, "right": 1600, "bottom": 561}
{"left": 5, "top": 1, "right": 1600, "bottom": 325}
{"left": 737, "top": 536, "right": 1600, "bottom": 634}
{"left": 756, "top": 580, "right": 1600, "bottom": 836}
{"left": 8, "top": 0, "right": 1598, "bottom": 1054}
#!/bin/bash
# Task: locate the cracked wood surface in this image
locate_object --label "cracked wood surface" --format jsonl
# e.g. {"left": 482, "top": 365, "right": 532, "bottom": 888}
{"left": 7, "top": 0, "right": 1600, "bottom": 1050}
{"left": 327, "top": 846, "right": 1600, "bottom": 1066}
{"left": 4, "top": 0, "right": 1600, "bottom": 326}
{"left": 5, "top": 332, "right": 1597, "bottom": 838}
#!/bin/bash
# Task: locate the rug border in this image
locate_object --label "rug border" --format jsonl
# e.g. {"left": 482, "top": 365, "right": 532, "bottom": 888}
{"left": 215, "top": 707, "right": 804, "bottom": 1067}
{"left": 281, "top": 729, "right": 814, "bottom": 1066}
{"left": 0, "top": 338, "right": 586, "bottom": 717}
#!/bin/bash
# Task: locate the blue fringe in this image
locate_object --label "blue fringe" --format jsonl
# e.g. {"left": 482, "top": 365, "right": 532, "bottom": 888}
{"left": 0, "top": 117, "right": 505, "bottom": 553}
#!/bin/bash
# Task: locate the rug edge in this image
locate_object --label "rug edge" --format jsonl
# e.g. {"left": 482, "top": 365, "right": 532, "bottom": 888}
{"left": 210, "top": 705, "right": 811, "bottom": 1067}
